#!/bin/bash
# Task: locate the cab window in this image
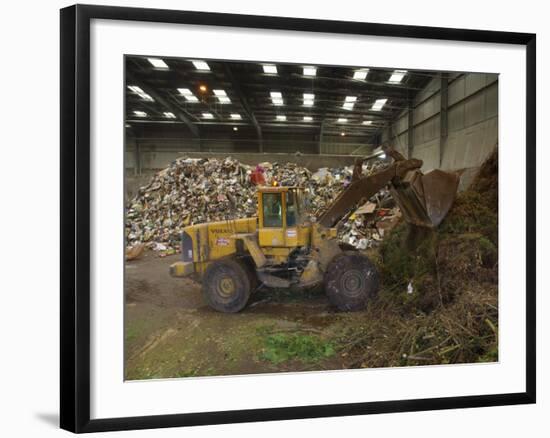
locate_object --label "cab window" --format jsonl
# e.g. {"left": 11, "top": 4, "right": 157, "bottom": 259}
{"left": 262, "top": 193, "right": 283, "bottom": 227}
{"left": 285, "top": 190, "right": 297, "bottom": 227}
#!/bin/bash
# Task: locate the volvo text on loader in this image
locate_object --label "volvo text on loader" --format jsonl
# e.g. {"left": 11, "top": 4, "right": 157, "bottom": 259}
{"left": 170, "top": 150, "right": 459, "bottom": 313}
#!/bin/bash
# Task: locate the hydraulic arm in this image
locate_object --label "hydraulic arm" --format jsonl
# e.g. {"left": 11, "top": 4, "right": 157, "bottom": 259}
{"left": 316, "top": 149, "right": 459, "bottom": 229}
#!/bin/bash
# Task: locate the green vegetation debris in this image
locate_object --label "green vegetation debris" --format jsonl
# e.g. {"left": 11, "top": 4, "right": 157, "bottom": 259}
{"left": 260, "top": 333, "right": 335, "bottom": 364}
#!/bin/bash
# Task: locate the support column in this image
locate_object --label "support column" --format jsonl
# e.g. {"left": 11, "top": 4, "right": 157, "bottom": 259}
{"left": 318, "top": 122, "right": 324, "bottom": 155}
{"left": 440, "top": 73, "right": 449, "bottom": 167}
{"left": 407, "top": 105, "right": 414, "bottom": 159}
{"left": 134, "top": 140, "right": 141, "bottom": 176}
{"left": 257, "top": 128, "right": 263, "bottom": 153}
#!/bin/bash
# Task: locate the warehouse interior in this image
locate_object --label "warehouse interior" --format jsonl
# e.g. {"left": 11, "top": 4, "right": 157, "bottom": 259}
{"left": 124, "top": 56, "right": 500, "bottom": 379}
{"left": 125, "top": 56, "right": 498, "bottom": 192}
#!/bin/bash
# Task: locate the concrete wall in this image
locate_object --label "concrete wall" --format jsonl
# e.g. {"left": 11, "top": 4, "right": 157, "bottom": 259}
{"left": 381, "top": 72, "right": 498, "bottom": 181}
{"left": 126, "top": 124, "right": 374, "bottom": 173}
{"left": 126, "top": 144, "right": 371, "bottom": 173}
{"left": 127, "top": 151, "right": 359, "bottom": 172}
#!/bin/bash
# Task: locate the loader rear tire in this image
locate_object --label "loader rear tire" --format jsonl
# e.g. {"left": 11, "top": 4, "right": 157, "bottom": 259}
{"left": 240, "top": 256, "right": 259, "bottom": 293}
{"left": 324, "top": 251, "right": 379, "bottom": 311}
{"left": 202, "top": 258, "right": 251, "bottom": 313}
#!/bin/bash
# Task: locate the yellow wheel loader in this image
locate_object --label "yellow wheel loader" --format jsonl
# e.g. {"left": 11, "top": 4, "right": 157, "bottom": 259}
{"left": 170, "top": 150, "right": 459, "bottom": 313}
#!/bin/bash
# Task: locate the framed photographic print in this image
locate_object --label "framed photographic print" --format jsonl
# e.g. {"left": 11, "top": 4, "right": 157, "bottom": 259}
{"left": 60, "top": 4, "right": 536, "bottom": 433}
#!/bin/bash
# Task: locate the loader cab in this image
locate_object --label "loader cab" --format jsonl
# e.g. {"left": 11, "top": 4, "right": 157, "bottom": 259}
{"left": 257, "top": 186, "right": 310, "bottom": 249}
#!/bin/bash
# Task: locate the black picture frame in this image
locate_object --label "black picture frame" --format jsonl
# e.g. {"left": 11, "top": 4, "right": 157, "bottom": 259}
{"left": 60, "top": 4, "right": 536, "bottom": 433}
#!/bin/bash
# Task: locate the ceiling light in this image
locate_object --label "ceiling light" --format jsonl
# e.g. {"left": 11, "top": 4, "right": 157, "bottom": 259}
{"left": 270, "top": 91, "right": 283, "bottom": 106}
{"left": 388, "top": 70, "right": 407, "bottom": 83}
{"left": 353, "top": 69, "right": 369, "bottom": 80}
{"left": 362, "top": 120, "right": 373, "bottom": 125}
{"left": 233, "top": 127, "right": 238, "bottom": 131}
{"left": 127, "top": 85, "right": 153, "bottom": 102}
{"left": 303, "top": 66, "right": 317, "bottom": 76}
{"left": 372, "top": 98, "right": 388, "bottom": 111}
{"left": 340, "top": 132, "right": 346, "bottom": 137}
{"left": 133, "top": 110, "right": 147, "bottom": 117}
{"left": 263, "top": 64, "right": 278, "bottom": 74}
{"left": 202, "top": 112, "right": 214, "bottom": 119}
{"left": 276, "top": 115, "right": 287, "bottom": 121}
{"left": 212, "top": 89, "right": 231, "bottom": 104}
{"left": 192, "top": 60, "right": 210, "bottom": 71}
{"left": 147, "top": 58, "right": 168, "bottom": 69}
{"left": 303, "top": 116, "right": 313, "bottom": 122}
{"left": 199, "top": 84, "right": 207, "bottom": 92}
{"left": 303, "top": 93, "right": 315, "bottom": 107}
{"left": 230, "top": 113, "right": 242, "bottom": 120}
{"left": 337, "top": 118, "right": 348, "bottom": 123}
{"left": 343, "top": 96, "right": 357, "bottom": 111}
{"left": 178, "top": 88, "right": 199, "bottom": 102}
{"left": 163, "top": 112, "right": 176, "bottom": 119}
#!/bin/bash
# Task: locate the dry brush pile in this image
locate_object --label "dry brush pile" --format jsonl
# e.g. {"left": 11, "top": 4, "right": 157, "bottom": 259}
{"left": 335, "top": 149, "right": 499, "bottom": 367}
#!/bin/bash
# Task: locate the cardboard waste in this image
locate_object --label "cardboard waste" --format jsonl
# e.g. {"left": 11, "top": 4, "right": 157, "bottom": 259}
{"left": 125, "top": 157, "right": 400, "bottom": 257}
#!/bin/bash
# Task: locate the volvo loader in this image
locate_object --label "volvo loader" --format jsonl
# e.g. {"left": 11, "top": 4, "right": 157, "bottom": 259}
{"left": 170, "top": 150, "right": 459, "bottom": 312}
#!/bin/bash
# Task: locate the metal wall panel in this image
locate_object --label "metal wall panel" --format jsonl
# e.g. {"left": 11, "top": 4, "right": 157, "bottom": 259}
{"left": 441, "top": 118, "right": 498, "bottom": 170}
{"left": 321, "top": 143, "right": 371, "bottom": 155}
{"left": 414, "top": 76, "right": 440, "bottom": 105}
{"left": 394, "top": 133, "right": 408, "bottom": 154}
{"left": 385, "top": 71, "right": 498, "bottom": 174}
{"left": 448, "top": 104, "right": 465, "bottom": 132}
{"left": 125, "top": 151, "right": 135, "bottom": 169}
{"left": 413, "top": 93, "right": 440, "bottom": 125}
{"left": 394, "top": 114, "right": 408, "bottom": 135}
{"left": 465, "top": 73, "right": 487, "bottom": 96}
{"left": 411, "top": 139, "right": 440, "bottom": 171}
{"left": 485, "top": 82, "right": 499, "bottom": 118}
{"left": 448, "top": 75, "right": 466, "bottom": 106}
{"left": 464, "top": 92, "right": 486, "bottom": 127}
{"left": 487, "top": 73, "right": 499, "bottom": 85}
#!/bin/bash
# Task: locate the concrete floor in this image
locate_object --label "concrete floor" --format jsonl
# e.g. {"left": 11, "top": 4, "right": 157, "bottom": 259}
{"left": 124, "top": 251, "right": 361, "bottom": 380}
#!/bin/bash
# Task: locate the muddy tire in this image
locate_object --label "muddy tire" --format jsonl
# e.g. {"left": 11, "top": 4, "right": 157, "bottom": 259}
{"left": 324, "top": 251, "right": 379, "bottom": 311}
{"left": 240, "top": 256, "right": 259, "bottom": 293}
{"left": 202, "top": 258, "right": 251, "bottom": 313}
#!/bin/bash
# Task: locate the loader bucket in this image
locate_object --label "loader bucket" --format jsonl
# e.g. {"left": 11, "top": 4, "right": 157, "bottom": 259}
{"left": 390, "top": 168, "right": 460, "bottom": 228}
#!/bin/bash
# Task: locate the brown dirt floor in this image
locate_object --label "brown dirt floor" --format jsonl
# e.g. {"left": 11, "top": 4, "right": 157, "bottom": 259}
{"left": 125, "top": 251, "right": 354, "bottom": 380}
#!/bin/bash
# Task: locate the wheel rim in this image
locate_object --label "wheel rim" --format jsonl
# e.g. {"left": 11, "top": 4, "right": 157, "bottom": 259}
{"left": 340, "top": 269, "right": 365, "bottom": 297}
{"left": 217, "top": 275, "right": 236, "bottom": 298}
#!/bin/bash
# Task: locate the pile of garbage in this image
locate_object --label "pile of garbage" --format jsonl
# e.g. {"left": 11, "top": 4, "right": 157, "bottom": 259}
{"left": 126, "top": 157, "right": 256, "bottom": 256}
{"left": 125, "top": 156, "right": 399, "bottom": 256}
{"left": 337, "top": 190, "right": 401, "bottom": 250}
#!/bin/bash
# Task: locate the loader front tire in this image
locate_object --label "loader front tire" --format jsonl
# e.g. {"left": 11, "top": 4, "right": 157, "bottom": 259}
{"left": 202, "top": 258, "right": 251, "bottom": 313}
{"left": 324, "top": 251, "right": 379, "bottom": 311}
